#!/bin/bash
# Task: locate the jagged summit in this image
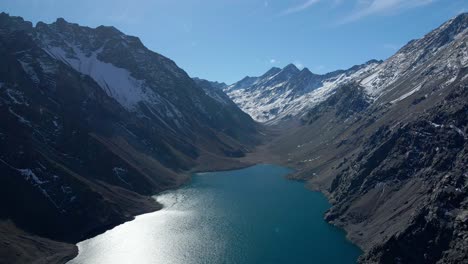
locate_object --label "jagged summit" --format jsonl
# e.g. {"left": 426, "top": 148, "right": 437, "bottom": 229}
{"left": 0, "top": 12, "right": 33, "bottom": 31}
{"left": 225, "top": 60, "right": 380, "bottom": 123}
{"left": 261, "top": 67, "right": 282, "bottom": 78}
{"left": 55, "top": 17, "right": 68, "bottom": 24}
{"left": 283, "top": 63, "right": 300, "bottom": 72}
{"left": 225, "top": 13, "right": 467, "bottom": 124}
{"left": 299, "top": 67, "right": 313, "bottom": 76}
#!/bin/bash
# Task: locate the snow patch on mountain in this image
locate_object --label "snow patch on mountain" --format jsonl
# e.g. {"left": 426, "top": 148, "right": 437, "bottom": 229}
{"left": 226, "top": 14, "right": 467, "bottom": 124}
{"left": 43, "top": 44, "right": 161, "bottom": 111}
{"left": 390, "top": 84, "right": 422, "bottom": 104}
{"left": 18, "top": 59, "right": 40, "bottom": 85}
{"left": 8, "top": 107, "right": 31, "bottom": 126}
{"left": 225, "top": 61, "right": 379, "bottom": 123}
{"left": 361, "top": 14, "right": 468, "bottom": 97}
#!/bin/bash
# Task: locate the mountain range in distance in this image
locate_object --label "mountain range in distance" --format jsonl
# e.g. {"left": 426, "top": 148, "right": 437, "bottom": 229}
{"left": 0, "top": 11, "right": 467, "bottom": 264}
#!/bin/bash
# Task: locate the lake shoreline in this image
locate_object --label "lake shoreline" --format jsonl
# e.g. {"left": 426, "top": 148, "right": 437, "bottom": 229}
{"left": 62, "top": 160, "right": 258, "bottom": 264}
{"left": 68, "top": 164, "right": 362, "bottom": 264}
{"left": 66, "top": 151, "right": 365, "bottom": 264}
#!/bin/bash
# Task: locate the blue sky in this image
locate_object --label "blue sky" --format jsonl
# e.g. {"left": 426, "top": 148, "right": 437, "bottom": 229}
{"left": 2, "top": 0, "right": 467, "bottom": 84}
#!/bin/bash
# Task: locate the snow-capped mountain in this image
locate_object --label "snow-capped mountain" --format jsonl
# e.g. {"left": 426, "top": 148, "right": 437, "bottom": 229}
{"left": 361, "top": 12, "right": 468, "bottom": 100}
{"left": 32, "top": 18, "right": 257, "bottom": 141}
{"left": 0, "top": 13, "right": 258, "bottom": 262}
{"left": 265, "top": 13, "right": 468, "bottom": 264}
{"left": 226, "top": 14, "right": 467, "bottom": 125}
{"left": 1, "top": 9, "right": 467, "bottom": 264}
{"left": 192, "top": 77, "right": 230, "bottom": 105}
{"left": 225, "top": 60, "right": 381, "bottom": 123}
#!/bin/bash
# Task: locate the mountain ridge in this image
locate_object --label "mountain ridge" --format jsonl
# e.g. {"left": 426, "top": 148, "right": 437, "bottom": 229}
{"left": 225, "top": 59, "right": 381, "bottom": 123}
{"left": 0, "top": 10, "right": 467, "bottom": 264}
{"left": 0, "top": 12, "right": 259, "bottom": 264}
{"left": 248, "top": 12, "right": 467, "bottom": 264}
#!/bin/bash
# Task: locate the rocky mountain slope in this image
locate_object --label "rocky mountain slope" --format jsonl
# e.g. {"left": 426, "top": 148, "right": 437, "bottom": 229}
{"left": 258, "top": 13, "right": 467, "bottom": 264}
{"left": 225, "top": 60, "right": 381, "bottom": 123}
{"left": 0, "top": 13, "right": 258, "bottom": 263}
{"left": 192, "top": 77, "right": 231, "bottom": 106}
{"left": 1, "top": 10, "right": 466, "bottom": 264}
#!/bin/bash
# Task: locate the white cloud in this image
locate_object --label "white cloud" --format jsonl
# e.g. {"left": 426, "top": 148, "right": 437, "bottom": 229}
{"left": 270, "top": 59, "right": 277, "bottom": 64}
{"left": 280, "top": 0, "right": 321, "bottom": 16}
{"left": 339, "top": 0, "right": 435, "bottom": 24}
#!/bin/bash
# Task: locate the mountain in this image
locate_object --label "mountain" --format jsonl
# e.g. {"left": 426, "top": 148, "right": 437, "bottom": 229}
{"left": 361, "top": 13, "right": 468, "bottom": 98}
{"left": 192, "top": 77, "right": 231, "bottom": 105}
{"left": 225, "top": 60, "right": 381, "bottom": 123}
{"left": 1, "top": 10, "right": 467, "bottom": 264}
{"left": 257, "top": 13, "right": 467, "bottom": 263}
{"left": 0, "top": 13, "right": 258, "bottom": 263}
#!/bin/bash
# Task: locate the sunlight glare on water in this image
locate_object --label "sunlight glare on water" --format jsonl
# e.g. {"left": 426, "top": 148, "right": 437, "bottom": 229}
{"left": 68, "top": 165, "right": 361, "bottom": 264}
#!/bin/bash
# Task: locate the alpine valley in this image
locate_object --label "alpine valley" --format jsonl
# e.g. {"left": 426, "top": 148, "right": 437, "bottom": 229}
{"left": 0, "top": 11, "right": 467, "bottom": 264}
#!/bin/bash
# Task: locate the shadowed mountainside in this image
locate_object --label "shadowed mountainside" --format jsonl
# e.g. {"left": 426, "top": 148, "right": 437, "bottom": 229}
{"left": 248, "top": 13, "right": 467, "bottom": 264}
{"left": 0, "top": 13, "right": 259, "bottom": 264}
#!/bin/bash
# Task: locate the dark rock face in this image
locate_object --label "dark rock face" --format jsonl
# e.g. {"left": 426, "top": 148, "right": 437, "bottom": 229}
{"left": 192, "top": 77, "right": 257, "bottom": 144}
{"left": 302, "top": 83, "right": 371, "bottom": 123}
{"left": 1, "top": 9, "right": 467, "bottom": 264}
{"left": 264, "top": 13, "right": 468, "bottom": 264}
{"left": 328, "top": 82, "right": 467, "bottom": 263}
{"left": 0, "top": 13, "right": 258, "bottom": 263}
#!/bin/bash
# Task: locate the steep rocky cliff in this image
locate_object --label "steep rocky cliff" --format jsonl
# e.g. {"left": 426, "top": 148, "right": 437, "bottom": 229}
{"left": 258, "top": 13, "right": 467, "bottom": 264}
{"left": 0, "top": 13, "right": 258, "bottom": 263}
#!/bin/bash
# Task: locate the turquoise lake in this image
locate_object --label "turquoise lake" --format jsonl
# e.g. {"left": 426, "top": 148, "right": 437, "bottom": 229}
{"left": 68, "top": 164, "right": 361, "bottom": 264}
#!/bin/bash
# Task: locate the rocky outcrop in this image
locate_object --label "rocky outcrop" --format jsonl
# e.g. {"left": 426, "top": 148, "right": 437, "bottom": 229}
{"left": 327, "top": 82, "right": 467, "bottom": 263}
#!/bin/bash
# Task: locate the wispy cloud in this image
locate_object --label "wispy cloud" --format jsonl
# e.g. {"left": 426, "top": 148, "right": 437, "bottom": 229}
{"left": 339, "top": 0, "right": 435, "bottom": 24}
{"left": 270, "top": 58, "right": 277, "bottom": 64}
{"left": 280, "top": 0, "right": 321, "bottom": 16}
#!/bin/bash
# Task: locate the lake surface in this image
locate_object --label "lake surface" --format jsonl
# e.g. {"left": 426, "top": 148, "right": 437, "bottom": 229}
{"left": 68, "top": 164, "right": 361, "bottom": 264}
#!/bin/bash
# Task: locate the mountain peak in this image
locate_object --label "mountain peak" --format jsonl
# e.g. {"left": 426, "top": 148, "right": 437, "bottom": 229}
{"left": 443, "top": 12, "right": 468, "bottom": 35}
{"left": 269, "top": 66, "right": 282, "bottom": 72}
{"left": 283, "top": 63, "right": 300, "bottom": 72}
{"left": 0, "top": 12, "right": 33, "bottom": 32}
{"left": 96, "top": 25, "right": 122, "bottom": 34}
{"left": 55, "top": 17, "right": 68, "bottom": 25}
{"left": 365, "top": 59, "right": 383, "bottom": 65}
{"left": 51, "top": 17, "right": 81, "bottom": 31}
{"left": 262, "top": 67, "right": 282, "bottom": 78}
{"left": 452, "top": 12, "right": 468, "bottom": 24}
{"left": 300, "top": 67, "right": 312, "bottom": 74}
